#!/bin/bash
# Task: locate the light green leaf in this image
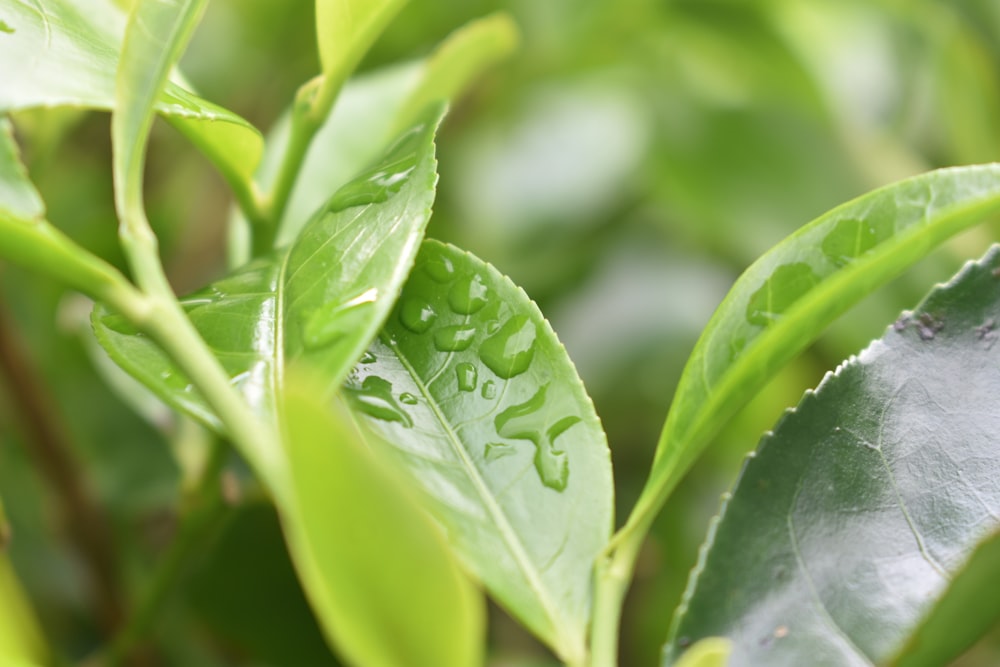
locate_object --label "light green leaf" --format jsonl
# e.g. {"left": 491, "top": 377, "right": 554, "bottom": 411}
{"left": 0, "top": 524, "right": 49, "bottom": 667}
{"left": 674, "top": 638, "right": 732, "bottom": 667}
{"left": 314, "top": 0, "right": 407, "bottom": 93}
{"left": 279, "top": 375, "right": 483, "bottom": 667}
{"left": 0, "top": 118, "right": 43, "bottom": 219}
{"left": 890, "top": 531, "right": 1000, "bottom": 666}
{"left": 389, "top": 12, "right": 518, "bottom": 137}
{"left": 664, "top": 247, "right": 1000, "bottom": 666}
{"left": 241, "top": 13, "right": 516, "bottom": 251}
{"left": 344, "top": 241, "right": 613, "bottom": 664}
{"left": 0, "top": 118, "right": 138, "bottom": 301}
{"left": 0, "top": 0, "right": 262, "bottom": 197}
{"left": 627, "top": 165, "right": 1000, "bottom": 540}
{"left": 94, "top": 107, "right": 445, "bottom": 428}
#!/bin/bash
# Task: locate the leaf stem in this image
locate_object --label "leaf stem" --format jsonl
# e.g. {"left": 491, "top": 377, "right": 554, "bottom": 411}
{"left": 103, "top": 437, "right": 230, "bottom": 667}
{"left": 255, "top": 73, "right": 345, "bottom": 255}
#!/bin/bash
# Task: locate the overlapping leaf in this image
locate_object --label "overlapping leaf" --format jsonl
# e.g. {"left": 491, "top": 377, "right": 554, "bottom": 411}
{"left": 94, "top": 106, "right": 445, "bottom": 429}
{"left": 628, "top": 165, "right": 1000, "bottom": 536}
{"left": 280, "top": 375, "right": 483, "bottom": 667}
{"left": 0, "top": 0, "right": 262, "bottom": 191}
{"left": 343, "top": 241, "right": 613, "bottom": 664}
{"left": 664, "top": 246, "right": 1000, "bottom": 666}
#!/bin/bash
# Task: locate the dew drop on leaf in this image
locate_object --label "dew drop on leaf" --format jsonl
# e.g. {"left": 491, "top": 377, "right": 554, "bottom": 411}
{"left": 484, "top": 442, "right": 515, "bottom": 461}
{"left": 422, "top": 251, "right": 456, "bottom": 283}
{"left": 745, "top": 263, "right": 822, "bottom": 327}
{"left": 481, "top": 380, "right": 497, "bottom": 400}
{"left": 456, "top": 362, "right": 478, "bottom": 392}
{"left": 433, "top": 325, "right": 477, "bottom": 352}
{"left": 480, "top": 315, "right": 537, "bottom": 379}
{"left": 344, "top": 376, "right": 413, "bottom": 427}
{"left": 493, "top": 385, "right": 579, "bottom": 491}
{"left": 399, "top": 298, "right": 437, "bottom": 333}
{"left": 399, "top": 392, "right": 419, "bottom": 405}
{"left": 448, "top": 274, "right": 490, "bottom": 314}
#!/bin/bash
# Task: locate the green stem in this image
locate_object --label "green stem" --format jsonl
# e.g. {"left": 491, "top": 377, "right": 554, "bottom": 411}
{"left": 589, "top": 513, "right": 654, "bottom": 667}
{"left": 103, "top": 438, "right": 230, "bottom": 667}
{"left": 255, "top": 72, "right": 346, "bottom": 255}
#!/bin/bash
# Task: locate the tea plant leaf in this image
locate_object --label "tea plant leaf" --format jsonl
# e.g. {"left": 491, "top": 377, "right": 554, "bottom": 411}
{"left": 627, "top": 165, "right": 1000, "bottom": 540}
{"left": 94, "top": 107, "right": 444, "bottom": 428}
{"left": 889, "top": 529, "right": 1000, "bottom": 666}
{"left": 663, "top": 246, "right": 1000, "bottom": 666}
{"left": 279, "top": 375, "right": 483, "bottom": 667}
{"left": 314, "top": 0, "right": 407, "bottom": 95}
{"left": 258, "top": 13, "right": 516, "bottom": 248}
{"left": 0, "top": 118, "right": 138, "bottom": 301}
{"left": 343, "top": 241, "right": 613, "bottom": 664}
{"left": 0, "top": 552, "right": 49, "bottom": 667}
{"left": 0, "top": 0, "right": 262, "bottom": 197}
{"left": 389, "top": 12, "right": 518, "bottom": 136}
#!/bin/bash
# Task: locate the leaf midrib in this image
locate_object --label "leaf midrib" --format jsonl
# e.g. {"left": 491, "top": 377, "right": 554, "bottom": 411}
{"left": 379, "top": 330, "right": 574, "bottom": 654}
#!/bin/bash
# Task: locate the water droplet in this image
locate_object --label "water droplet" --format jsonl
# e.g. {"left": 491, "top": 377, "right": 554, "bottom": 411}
{"left": 399, "top": 392, "right": 419, "bottom": 405}
{"left": 746, "top": 263, "right": 821, "bottom": 327}
{"left": 423, "top": 252, "right": 456, "bottom": 283}
{"left": 456, "top": 363, "right": 478, "bottom": 391}
{"left": 480, "top": 315, "right": 537, "bottom": 379}
{"left": 485, "top": 320, "right": 501, "bottom": 335}
{"left": 494, "top": 385, "right": 579, "bottom": 491}
{"left": 448, "top": 274, "right": 489, "bottom": 314}
{"left": 303, "top": 288, "right": 378, "bottom": 349}
{"left": 434, "top": 325, "right": 477, "bottom": 352}
{"left": 821, "top": 218, "right": 886, "bottom": 268}
{"left": 399, "top": 298, "right": 437, "bottom": 333}
{"left": 481, "top": 380, "right": 497, "bottom": 400}
{"left": 360, "top": 351, "right": 377, "bottom": 364}
{"left": 484, "top": 442, "right": 515, "bottom": 461}
{"left": 327, "top": 155, "right": 417, "bottom": 211}
{"left": 345, "top": 376, "right": 413, "bottom": 427}
{"left": 160, "top": 369, "right": 188, "bottom": 391}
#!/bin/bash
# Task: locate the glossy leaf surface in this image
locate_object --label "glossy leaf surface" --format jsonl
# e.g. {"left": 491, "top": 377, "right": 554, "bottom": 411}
{"left": 280, "top": 376, "right": 483, "bottom": 667}
{"left": 0, "top": 0, "right": 262, "bottom": 190}
{"left": 344, "top": 241, "right": 613, "bottom": 663}
{"left": 664, "top": 246, "right": 1000, "bottom": 666}
{"left": 94, "top": 107, "right": 444, "bottom": 428}
{"left": 630, "top": 165, "right": 1000, "bottom": 534}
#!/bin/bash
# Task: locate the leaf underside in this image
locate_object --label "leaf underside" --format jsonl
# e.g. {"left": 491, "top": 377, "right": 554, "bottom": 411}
{"left": 343, "top": 240, "right": 613, "bottom": 663}
{"left": 664, "top": 245, "right": 1000, "bottom": 666}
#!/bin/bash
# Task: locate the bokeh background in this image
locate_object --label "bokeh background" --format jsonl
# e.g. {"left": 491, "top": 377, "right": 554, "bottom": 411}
{"left": 3, "top": 0, "right": 1000, "bottom": 664}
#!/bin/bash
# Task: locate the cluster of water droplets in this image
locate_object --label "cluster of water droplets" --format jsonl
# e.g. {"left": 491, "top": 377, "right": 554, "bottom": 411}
{"left": 346, "top": 248, "right": 578, "bottom": 492}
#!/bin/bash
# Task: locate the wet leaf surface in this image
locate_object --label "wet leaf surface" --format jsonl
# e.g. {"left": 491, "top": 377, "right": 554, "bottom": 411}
{"left": 344, "top": 240, "right": 613, "bottom": 663}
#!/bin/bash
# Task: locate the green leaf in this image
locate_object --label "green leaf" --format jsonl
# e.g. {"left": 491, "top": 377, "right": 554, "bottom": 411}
{"left": 674, "top": 638, "right": 732, "bottom": 667}
{"left": 240, "top": 13, "right": 517, "bottom": 252}
{"left": 627, "top": 165, "right": 1000, "bottom": 540}
{"left": 389, "top": 12, "right": 518, "bottom": 136}
{"left": 0, "top": 118, "right": 43, "bottom": 219}
{"left": 279, "top": 374, "right": 483, "bottom": 667}
{"left": 890, "top": 530, "right": 1000, "bottom": 666}
{"left": 94, "top": 107, "right": 445, "bottom": 428}
{"left": 0, "top": 543, "right": 49, "bottom": 667}
{"left": 314, "top": 0, "right": 407, "bottom": 94}
{"left": 663, "top": 246, "right": 1000, "bottom": 665}
{"left": 0, "top": 118, "right": 139, "bottom": 301}
{"left": 0, "top": 0, "right": 262, "bottom": 196}
{"left": 343, "top": 241, "right": 613, "bottom": 664}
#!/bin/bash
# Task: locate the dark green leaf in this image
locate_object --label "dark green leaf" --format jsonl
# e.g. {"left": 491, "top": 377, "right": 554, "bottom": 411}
{"left": 344, "top": 241, "right": 613, "bottom": 664}
{"left": 664, "top": 246, "right": 1000, "bottom": 666}
{"left": 280, "top": 374, "right": 483, "bottom": 667}
{"left": 94, "top": 107, "right": 444, "bottom": 428}
{"left": 629, "top": 165, "right": 1000, "bottom": 539}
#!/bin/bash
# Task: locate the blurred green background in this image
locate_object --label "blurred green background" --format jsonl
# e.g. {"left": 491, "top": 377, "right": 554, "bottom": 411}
{"left": 3, "top": 0, "right": 1000, "bottom": 664}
